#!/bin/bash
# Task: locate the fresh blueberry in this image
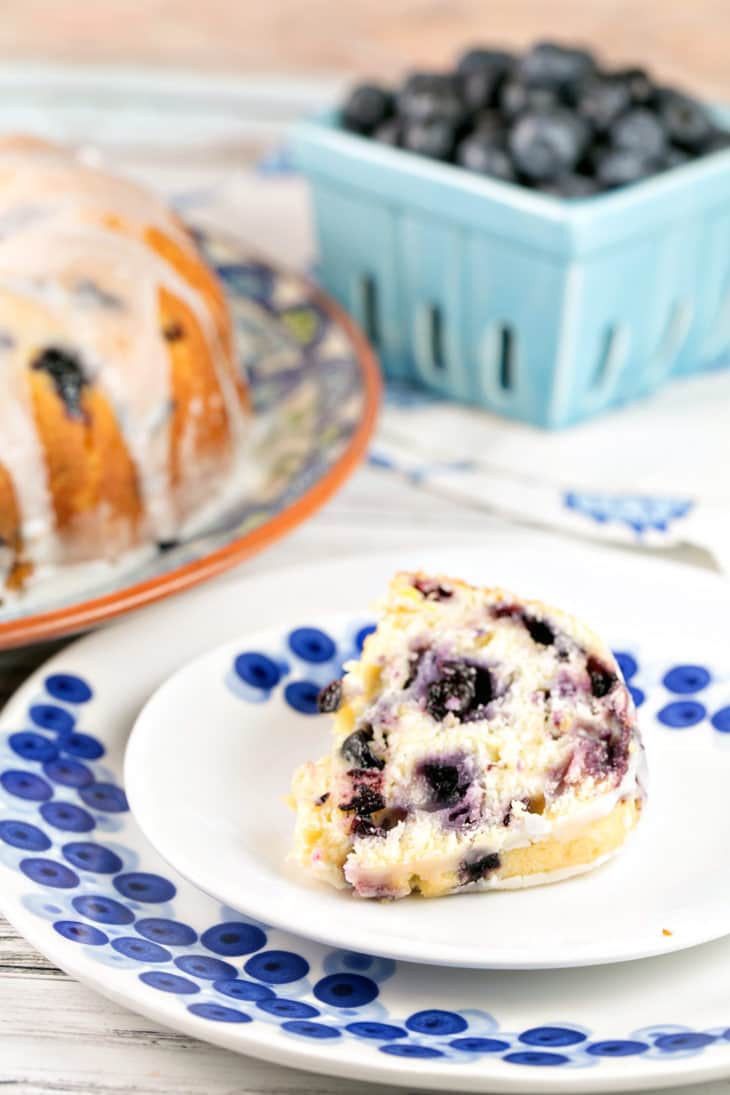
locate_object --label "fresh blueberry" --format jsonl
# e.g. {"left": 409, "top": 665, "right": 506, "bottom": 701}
{"left": 658, "top": 145, "right": 691, "bottom": 170}
{"left": 420, "top": 760, "right": 468, "bottom": 807}
{"left": 340, "top": 726, "right": 384, "bottom": 770}
{"left": 595, "top": 147, "right": 657, "bottom": 188}
{"left": 338, "top": 785, "right": 385, "bottom": 817}
{"left": 457, "top": 51, "right": 514, "bottom": 115}
{"left": 317, "top": 679, "right": 343, "bottom": 714}
{"left": 610, "top": 108, "right": 667, "bottom": 158}
{"left": 426, "top": 661, "right": 493, "bottom": 721}
{"left": 460, "top": 852, "right": 501, "bottom": 883}
{"left": 517, "top": 42, "right": 597, "bottom": 92}
{"left": 456, "top": 135, "right": 515, "bottom": 181}
{"left": 499, "top": 80, "right": 559, "bottom": 120}
{"left": 372, "top": 118, "right": 401, "bottom": 146}
{"left": 459, "top": 64, "right": 509, "bottom": 114}
{"left": 456, "top": 47, "right": 514, "bottom": 79}
{"left": 656, "top": 89, "right": 713, "bottom": 151}
{"left": 524, "top": 616, "right": 555, "bottom": 646}
{"left": 577, "top": 75, "right": 632, "bottom": 132}
{"left": 341, "top": 84, "right": 394, "bottom": 135}
{"left": 540, "top": 173, "right": 599, "bottom": 197}
{"left": 509, "top": 109, "right": 589, "bottom": 181}
{"left": 397, "top": 73, "right": 466, "bottom": 126}
{"left": 30, "top": 347, "right": 88, "bottom": 418}
{"left": 613, "top": 67, "right": 655, "bottom": 106}
{"left": 412, "top": 577, "right": 454, "bottom": 600}
{"left": 402, "top": 119, "right": 456, "bottom": 161}
{"left": 469, "top": 108, "right": 506, "bottom": 142}
{"left": 587, "top": 656, "right": 618, "bottom": 698}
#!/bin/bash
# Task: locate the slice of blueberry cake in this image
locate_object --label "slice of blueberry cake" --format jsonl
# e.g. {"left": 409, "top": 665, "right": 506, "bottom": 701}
{"left": 290, "top": 571, "right": 646, "bottom": 899}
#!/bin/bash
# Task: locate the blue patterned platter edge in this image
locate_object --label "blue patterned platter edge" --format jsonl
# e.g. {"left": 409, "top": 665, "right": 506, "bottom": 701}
{"left": 2, "top": 548, "right": 730, "bottom": 1092}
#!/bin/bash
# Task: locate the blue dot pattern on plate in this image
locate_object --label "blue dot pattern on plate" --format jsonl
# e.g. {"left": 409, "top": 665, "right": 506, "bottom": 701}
{"left": 244, "top": 950, "right": 309, "bottom": 984}
{"left": 519, "top": 1026, "right": 586, "bottom": 1047}
{"left": 72, "top": 895, "right": 135, "bottom": 925}
{"left": 40, "top": 802, "right": 95, "bottom": 833}
{"left": 658, "top": 701, "right": 706, "bottom": 729}
{"left": 20, "top": 858, "right": 79, "bottom": 888}
{"left": 613, "top": 651, "right": 638, "bottom": 682}
{"left": 61, "top": 733, "right": 105, "bottom": 760}
{"left": 0, "top": 820, "right": 51, "bottom": 852}
{"left": 112, "top": 937, "right": 172, "bottom": 962}
{"left": 62, "top": 842, "right": 123, "bottom": 874}
{"left": 10, "top": 732, "right": 59, "bottom": 764}
{"left": 313, "top": 973, "right": 379, "bottom": 1008}
{"left": 712, "top": 707, "right": 730, "bottom": 733}
{"left": 230, "top": 623, "right": 375, "bottom": 715}
{"left": 45, "top": 674, "right": 93, "bottom": 704}
{"left": 288, "top": 627, "right": 337, "bottom": 663}
{"left": 136, "top": 918, "right": 197, "bottom": 945}
{"left": 42, "top": 758, "right": 93, "bottom": 788}
{"left": 406, "top": 1010, "right": 468, "bottom": 1036}
{"left": 355, "top": 624, "right": 376, "bottom": 651}
{"left": 201, "top": 922, "right": 267, "bottom": 956}
{"left": 662, "top": 666, "right": 711, "bottom": 694}
{"left": 283, "top": 681, "right": 320, "bottom": 715}
{"left": 587, "top": 1040, "right": 650, "bottom": 1057}
{"left": 113, "top": 873, "right": 176, "bottom": 903}
{"left": 29, "top": 703, "right": 76, "bottom": 735}
{"left": 54, "top": 920, "right": 108, "bottom": 946}
{"left": 234, "top": 652, "right": 281, "bottom": 690}
{"left": 78, "top": 783, "right": 129, "bottom": 813}
{"left": 2, "top": 652, "right": 730, "bottom": 1071}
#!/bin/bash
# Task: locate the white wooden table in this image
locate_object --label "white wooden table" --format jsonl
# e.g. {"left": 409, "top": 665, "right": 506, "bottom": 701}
{"left": 1, "top": 467, "right": 729, "bottom": 1094}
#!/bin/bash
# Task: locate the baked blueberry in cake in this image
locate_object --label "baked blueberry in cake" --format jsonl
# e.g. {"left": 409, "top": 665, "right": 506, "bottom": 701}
{"left": 0, "top": 137, "right": 250, "bottom": 592}
{"left": 290, "top": 571, "right": 646, "bottom": 899}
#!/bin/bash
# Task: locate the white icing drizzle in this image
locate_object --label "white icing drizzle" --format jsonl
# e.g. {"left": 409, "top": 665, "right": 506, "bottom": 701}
{"left": 0, "top": 139, "right": 246, "bottom": 574}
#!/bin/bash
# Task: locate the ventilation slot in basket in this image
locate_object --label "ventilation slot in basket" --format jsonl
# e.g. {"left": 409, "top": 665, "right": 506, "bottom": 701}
{"left": 498, "top": 325, "right": 515, "bottom": 391}
{"left": 592, "top": 326, "right": 622, "bottom": 390}
{"left": 414, "top": 302, "right": 449, "bottom": 377}
{"left": 654, "top": 300, "right": 693, "bottom": 374}
{"left": 357, "top": 274, "right": 380, "bottom": 346}
{"left": 480, "top": 322, "right": 517, "bottom": 402}
{"left": 427, "top": 304, "right": 446, "bottom": 371}
{"left": 707, "top": 282, "right": 730, "bottom": 355}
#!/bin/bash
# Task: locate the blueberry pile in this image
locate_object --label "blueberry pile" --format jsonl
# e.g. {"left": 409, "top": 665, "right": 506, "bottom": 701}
{"left": 31, "top": 346, "right": 89, "bottom": 418}
{"left": 340, "top": 41, "right": 730, "bottom": 196}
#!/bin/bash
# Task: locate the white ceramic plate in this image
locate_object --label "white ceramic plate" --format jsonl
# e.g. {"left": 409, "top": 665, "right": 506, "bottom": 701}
{"left": 2, "top": 537, "right": 730, "bottom": 1094}
{"left": 125, "top": 591, "right": 729, "bottom": 970}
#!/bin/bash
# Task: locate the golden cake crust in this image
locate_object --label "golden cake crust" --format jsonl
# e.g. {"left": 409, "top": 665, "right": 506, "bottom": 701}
{"left": 0, "top": 138, "right": 249, "bottom": 586}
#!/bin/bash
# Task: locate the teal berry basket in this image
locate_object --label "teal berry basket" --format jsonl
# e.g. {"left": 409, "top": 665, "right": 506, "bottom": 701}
{"left": 293, "top": 107, "right": 730, "bottom": 428}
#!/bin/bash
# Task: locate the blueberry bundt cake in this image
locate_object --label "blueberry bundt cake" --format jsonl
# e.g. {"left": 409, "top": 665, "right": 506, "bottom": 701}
{"left": 290, "top": 572, "right": 645, "bottom": 899}
{"left": 0, "top": 137, "right": 249, "bottom": 591}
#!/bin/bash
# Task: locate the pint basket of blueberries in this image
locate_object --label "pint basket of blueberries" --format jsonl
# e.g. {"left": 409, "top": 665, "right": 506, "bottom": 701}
{"left": 293, "top": 41, "right": 730, "bottom": 427}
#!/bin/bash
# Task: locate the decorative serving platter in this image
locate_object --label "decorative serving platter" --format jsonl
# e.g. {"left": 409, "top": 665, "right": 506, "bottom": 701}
{"left": 1, "top": 540, "right": 730, "bottom": 1092}
{"left": 0, "top": 228, "right": 379, "bottom": 649}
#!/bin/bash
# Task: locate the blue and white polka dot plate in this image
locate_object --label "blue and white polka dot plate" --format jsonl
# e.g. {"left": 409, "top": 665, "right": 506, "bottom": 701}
{"left": 125, "top": 601, "right": 730, "bottom": 972}
{"left": 2, "top": 540, "right": 730, "bottom": 1093}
